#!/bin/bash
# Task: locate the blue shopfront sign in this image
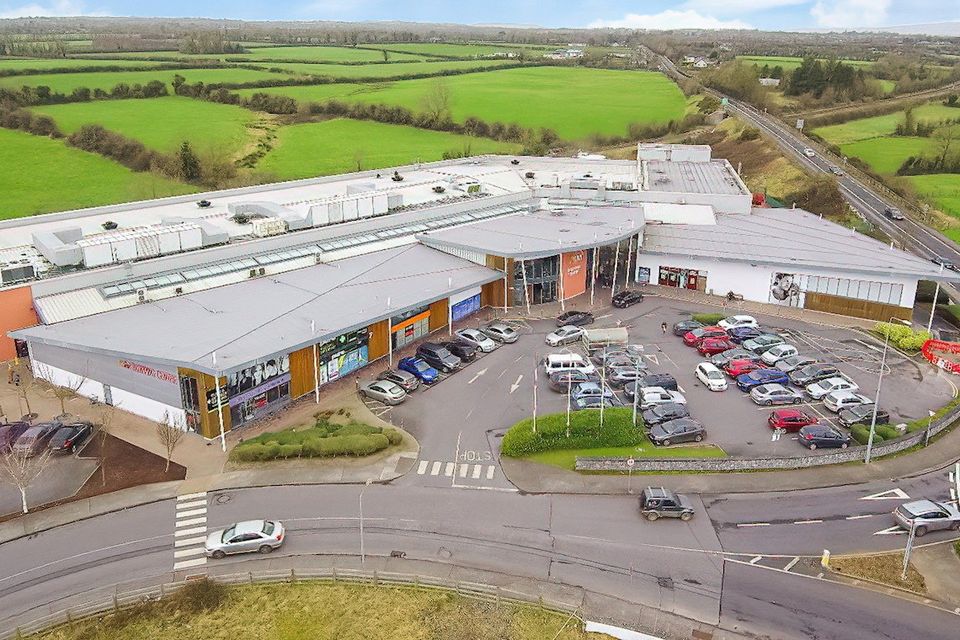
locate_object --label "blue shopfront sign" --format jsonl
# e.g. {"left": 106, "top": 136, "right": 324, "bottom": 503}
{"left": 451, "top": 294, "right": 481, "bottom": 322}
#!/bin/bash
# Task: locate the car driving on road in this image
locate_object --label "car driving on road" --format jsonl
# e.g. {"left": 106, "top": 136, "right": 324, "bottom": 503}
{"left": 455, "top": 328, "right": 498, "bottom": 353}
{"left": 639, "top": 487, "right": 695, "bottom": 521}
{"left": 884, "top": 207, "right": 905, "bottom": 221}
{"left": 484, "top": 322, "right": 519, "bottom": 344}
{"left": 545, "top": 325, "right": 585, "bottom": 347}
{"left": 612, "top": 289, "right": 644, "bottom": 308}
{"left": 556, "top": 310, "right": 594, "bottom": 327}
{"left": 803, "top": 148, "right": 816, "bottom": 157}
{"left": 798, "top": 424, "right": 851, "bottom": 450}
{"left": 893, "top": 500, "right": 960, "bottom": 536}
{"left": 398, "top": 357, "right": 439, "bottom": 384}
{"left": 206, "top": 520, "right": 285, "bottom": 559}
{"left": 649, "top": 418, "right": 706, "bottom": 446}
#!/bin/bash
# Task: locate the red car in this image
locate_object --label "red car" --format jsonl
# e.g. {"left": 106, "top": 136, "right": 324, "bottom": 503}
{"left": 724, "top": 359, "right": 766, "bottom": 377}
{"left": 697, "top": 337, "right": 737, "bottom": 356}
{"left": 683, "top": 326, "right": 726, "bottom": 346}
{"left": 768, "top": 409, "right": 818, "bottom": 432}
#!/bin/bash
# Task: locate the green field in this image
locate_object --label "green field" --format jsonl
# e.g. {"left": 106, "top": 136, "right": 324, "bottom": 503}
{"left": 0, "top": 128, "right": 195, "bottom": 219}
{"left": 0, "top": 57, "right": 173, "bottom": 71}
{"left": 249, "top": 59, "right": 518, "bottom": 79}
{"left": 814, "top": 103, "right": 960, "bottom": 145}
{"left": 840, "top": 136, "right": 933, "bottom": 174}
{"left": 0, "top": 67, "right": 290, "bottom": 92}
{"left": 227, "top": 45, "right": 429, "bottom": 62}
{"left": 30, "top": 96, "right": 257, "bottom": 155}
{"left": 908, "top": 174, "right": 960, "bottom": 222}
{"left": 258, "top": 118, "right": 520, "bottom": 180}
{"left": 362, "top": 42, "right": 530, "bottom": 57}
{"left": 237, "top": 66, "right": 688, "bottom": 140}
{"left": 737, "top": 55, "right": 876, "bottom": 70}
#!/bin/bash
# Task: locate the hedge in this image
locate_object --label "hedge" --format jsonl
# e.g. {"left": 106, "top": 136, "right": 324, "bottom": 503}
{"left": 873, "top": 322, "right": 931, "bottom": 352}
{"left": 692, "top": 313, "right": 726, "bottom": 325}
{"left": 944, "top": 305, "right": 960, "bottom": 328}
{"left": 905, "top": 396, "right": 960, "bottom": 433}
{"left": 500, "top": 407, "right": 644, "bottom": 457}
{"left": 230, "top": 418, "right": 401, "bottom": 462}
{"left": 850, "top": 424, "right": 881, "bottom": 445}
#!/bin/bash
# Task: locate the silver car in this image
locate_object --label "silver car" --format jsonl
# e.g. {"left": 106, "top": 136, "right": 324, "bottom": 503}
{"left": 484, "top": 322, "right": 519, "bottom": 343}
{"left": 750, "top": 383, "right": 802, "bottom": 406}
{"left": 361, "top": 380, "right": 407, "bottom": 405}
{"left": 545, "top": 325, "right": 585, "bottom": 347}
{"left": 893, "top": 500, "right": 960, "bottom": 536}
{"left": 775, "top": 355, "right": 817, "bottom": 373}
{"left": 377, "top": 368, "right": 419, "bottom": 392}
{"left": 455, "top": 328, "right": 498, "bottom": 352}
{"left": 206, "top": 520, "right": 285, "bottom": 558}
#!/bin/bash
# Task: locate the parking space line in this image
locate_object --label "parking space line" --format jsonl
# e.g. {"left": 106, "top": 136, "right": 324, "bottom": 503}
{"left": 486, "top": 466, "right": 496, "bottom": 480}
{"left": 430, "top": 461, "right": 441, "bottom": 476}
{"left": 749, "top": 555, "right": 763, "bottom": 564}
{"left": 737, "top": 522, "right": 771, "bottom": 528}
{"left": 459, "top": 463, "right": 468, "bottom": 478}
{"left": 445, "top": 462, "right": 455, "bottom": 476}
{"left": 417, "top": 460, "right": 428, "bottom": 475}
{"left": 784, "top": 557, "right": 800, "bottom": 572}
{"left": 471, "top": 465, "right": 482, "bottom": 479}
{"left": 846, "top": 514, "right": 873, "bottom": 520}
{"left": 793, "top": 519, "right": 823, "bottom": 525}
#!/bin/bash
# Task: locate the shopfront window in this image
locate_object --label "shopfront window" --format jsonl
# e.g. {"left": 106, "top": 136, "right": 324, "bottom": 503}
{"left": 513, "top": 256, "right": 560, "bottom": 306}
{"left": 225, "top": 355, "right": 291, "bottom": 428}
{"left": 317, "top": 328, "right": 370, "bottom": 385}
{"left": 391, "top": 305, "right": 430, "bottom": 350}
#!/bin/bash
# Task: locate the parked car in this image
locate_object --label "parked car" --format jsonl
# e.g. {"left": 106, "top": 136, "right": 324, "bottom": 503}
{"left": 838, "top": 405, "right": 890, "bottom": 428}
{"left": 823, "top": 391, "right": 873, "bottom": 413}
{"left": 398, "top": 357, "right": 439, "bottom": 384}
{"left": 775, "top": 355, "right": 817, "bottom": 374}
{"left": 789, "top": 363, "right": 840, "bottom": 387}
{"left": 805, "top": 376, "right": 858, "bottom": 400}
{"left": 750, "top": 383, "right": 803, "bottom": 406}
{"left": 441, "top": 340, "right": 477, "bottom": 363}
{"left": 649, "top": 418, "right": 706, "bottom": 446}
{"left": 639, "top": 487, "right": 695, "bottom": 521}
{"left": 884, "top": 206, "right": 905, "bottom": 221}
{"left": 672, "top": 320, "right": 704, "bottom": 337}
{"left": 803, "top": 147, "right": 816, "bottom": 157}
{"left": 456, "top": 328, "right": 498, "bottom": 353}
{"left": 360, "top": 380, "right": 407, "bottom": 405}
{"left": 377, "top": 368, "right": 420, "bottom": 392}
{"left": 633, "top": 372, "right": 679, "bottom": 393}
{"left": 572, "top": 382, "right": 616, "bottom": 403}
{"left": 206, "top": 520, "right": 285, "bottom": 559}
{"left": 12, "top": 423, "right": 60, "bottom": 456}
{"left": 695, "top": 362, "right": 728, "bottom": 391}
{"left": 48, "top": 422, "right": 94, "bottom": 454}
{"left": 711, "top": 348, "right": 760, "bottom": 368}
{"left": 609, "top": 367, "right": 647, "bottom": 388}
{"left": 760, "top": 344, "right": 798, "bottom": 365}
{"left": 545, "top": 325, "right": 585, "bottom": 347}
{"left": 718, "top": 315, "right": 757, "bottom": 330}
{"left": 574, "top": 396, "right": 619, "bottom": 410}
{"left": 484, "top": 322, "right": 519, "bottom": 343}
{"left": 592, "top": 349, "right": 643, "bottom": 367}
{"left": 556, "top": 310, "right": 594, "bottom": 327}
{"left": 742, "top": 334, "right": 785, "bottom": 354}
{"left": 768, "top": 408, "right": 818, "bottom": 432}
{"left": 612, "top": 290, "right": 644, "bottom": 308}
{"left": 638, "top": 387, "right": 687, "bottom": 411}
{"left": 548, "top": 369, "right": 599, "bottom": 393}
{"left": 641, "top": 402, "right": 690, "bottom": 426}
{"left": 724, "top": 358, "right": 766, "bottom": 377}
{"left": 736, "top": 369, "right": 790, "bottom": 391}
{"left": 798, "top": 424, "right": 852, "bottom": 450}
{"left": 893, "top": 500, "right": 960, "bottom": 536}
{"left": 416, "top": 343, "right": 461, "bottom": 373}
{"left": 0, "top": 421, "right": 31, "bottom": 452}
{"left": 683, "top": 326, "right": 726, "bottom": 346}
{"left": 726, "top": 326, "right": 764, "bottom": 344}
{"left": 697, "top": 337, "right": 737, "bottom": 356}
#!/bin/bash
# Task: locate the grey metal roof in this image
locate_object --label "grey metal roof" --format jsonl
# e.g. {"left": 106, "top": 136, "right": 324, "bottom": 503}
{"left": 12, "top": 244, "right": 503, "bottom": 375}
{"left": 641, "top": 208, "right": 960, "bottom": 281}
{"left": 644, "top": 161, "right": 747, "bottom": 195}
{"left": 416, "top": 206, "right": 644, "bottom": 260}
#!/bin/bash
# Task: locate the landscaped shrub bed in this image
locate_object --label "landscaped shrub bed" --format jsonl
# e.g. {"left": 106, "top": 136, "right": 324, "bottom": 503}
{"left": 500, "top": 408, "right": 644, "bottom": 457}
{"left": 231, "top": 416, "right": 402, "bottom": 462}
{"left": 691, "top": 312, "right": 726, "bottom": 325}
{"left": 873, "top": 321, "right": 932, "bottom": 351}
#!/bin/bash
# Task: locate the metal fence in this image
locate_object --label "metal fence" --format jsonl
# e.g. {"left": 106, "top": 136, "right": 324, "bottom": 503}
{"left": 3, "top": 568, "right": 583, "bottom": 639}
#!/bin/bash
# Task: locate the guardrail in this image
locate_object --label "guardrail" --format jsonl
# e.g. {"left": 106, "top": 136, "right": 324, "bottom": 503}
{"left": 2, "top": 568, "right": 583, "bottom": 639}
{"left": 576, "top": 404, "right": 960, "bottom": 473}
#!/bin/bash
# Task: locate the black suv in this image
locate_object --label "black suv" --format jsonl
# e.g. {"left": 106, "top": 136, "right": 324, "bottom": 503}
{"left": 639, "top": 487, "right": 695, "bottom": 522}
{"left": 641, "top": 402, "right": 690, "bottom": 426}
{"left": 626, "top": 373, "right": 678, "bottom": 397}
{"left": 415, "top": 343, "right": 462, "bottom": 373}
{"left": 441, "top": 341, "right": 477, "bottom": 363}
{"left": 789, "top": 363, "right": 840, "bottom": 386}
{"left": 556, "top": 310, "right": 594, "bottom": 327}
{"left": 612, "top": 290, "right": 644, "bottom": 308}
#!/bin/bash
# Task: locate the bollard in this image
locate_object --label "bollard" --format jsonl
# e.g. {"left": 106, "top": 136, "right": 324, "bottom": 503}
{"left": 821, "top": 549, "right": 831, "bottom": 569}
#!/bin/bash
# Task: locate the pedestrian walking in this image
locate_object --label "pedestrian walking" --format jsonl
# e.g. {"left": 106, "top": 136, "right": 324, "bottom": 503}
{"left": 355, "top": 376, "right": 360, "bottom": 392}
{"left": 660, "top": 322, "right": 667, "bottom": 335}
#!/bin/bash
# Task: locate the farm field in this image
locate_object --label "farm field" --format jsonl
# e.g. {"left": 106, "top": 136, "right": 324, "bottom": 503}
{"left": 225, "top": 45, "right": 430, "bottom": 62}
{"left": 249, "top": 59, "right": 519, "bottom": 79}
{"left": 0, "top": 57, "right": 174, "bottom": 71}
{"left": 0, "top": 67, "right": 290, "bottom": 92}
{"left": 908, "top": 174, "right": 960, "bottom": 232}
{"left": 737, "top": 55, "right": 876, "bottom": 70}
{"left": 840, "top": 136, "right": 933, "bottom": 174}
{"left": 813, "top": 103, "right": 960, "bottom": 145}
{"left": 0, "top": 128, "right": 195, "bottom": 219}
{"left": 236, "top": 66, "right": 688, "bottom": 140}
{"left": 361, "top": 42, "right": 533, "bottom": 57}
{"left": 257, "top": 118, "right": 520, "bottom": 180}
{"left": 30, "top": 96, "right": 258, "bottom": 155}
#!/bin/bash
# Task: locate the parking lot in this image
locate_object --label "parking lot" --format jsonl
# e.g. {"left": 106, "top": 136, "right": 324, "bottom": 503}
{"left": 357, "top": 294, "right": 956, "bottom": 489}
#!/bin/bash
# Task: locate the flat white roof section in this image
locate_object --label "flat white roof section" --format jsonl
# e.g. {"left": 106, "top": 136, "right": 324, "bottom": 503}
{"left": 644, "top": 160, "right": 748, "bottom": 196}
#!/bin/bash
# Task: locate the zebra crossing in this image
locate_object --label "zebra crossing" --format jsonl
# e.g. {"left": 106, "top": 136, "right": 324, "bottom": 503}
{"left": 173, "top": 491, "right": 208, "bottom": 571}
{"left": 416, "top": 459, "right": 497, "bottom": 482}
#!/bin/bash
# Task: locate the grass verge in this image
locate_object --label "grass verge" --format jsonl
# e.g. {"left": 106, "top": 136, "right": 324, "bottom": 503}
{"left": 831, "top": 552, "right": 926, "bottom": 594}
{"left": 527, "top": 444, "right": 726, "bottom": 471}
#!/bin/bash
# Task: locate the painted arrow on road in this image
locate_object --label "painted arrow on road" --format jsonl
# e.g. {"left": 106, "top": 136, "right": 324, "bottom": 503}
{"left": 467, "top": 368, "right": 488, "bottom": 384}
{"left": 860, "top": 488, "right": 910, "bottom": 501}
{"left": 873, "top": 526, "right": 906, "bottom": 536}
{"left": 644, "top": 354, "right": 660, "bottom": 366}
{"left": 510, "top": 375, "right": 523, "bottom": 394}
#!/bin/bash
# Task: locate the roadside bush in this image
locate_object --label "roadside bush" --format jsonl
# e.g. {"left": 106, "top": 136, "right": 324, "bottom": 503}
{"left": 692, "top": 312, "right": 726, "bottom": 325}
{"left": 168, "top": 577, "right": 227, "bottom": 613}
{"left": 850, "top": 424, "right": 880, "bottom": 445}
{"left": 383, "top": 428, "right": 402, "bottom": 446}
{"left": 873, "top": 322, "right": 931, "bottom": 352}
{"left": 875, "top": 425, "right": 901, "bottom": 441}
{"left": 501, "top": 408, "right": 644, "bottom": 457}
{"left": 230, "top": 419, "right": 397, "bottom": 462}
{"left": 906, "top": 396, "right": 960, "bottom": 433}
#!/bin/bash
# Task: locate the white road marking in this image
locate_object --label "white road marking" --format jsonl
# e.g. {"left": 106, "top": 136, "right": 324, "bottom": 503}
{"left": 174, "top": 536, "right": 208, "bottom": 548}
{"left": 737, "top": 522, "right": 770, "bottom": 528}
{"left": 430, "top": 461, "right": 441, "bottom": 476}
{"left": 173, "top": 557, "right": 207, "bottom": 570}
{"left": 486, "top": 466, "right": 496, "bottom": 480}
{"left": 794, "top": 519, "right": 823, "bottom": 525}
{"left": 173, "top": 547, "right": 207, "bottom": 559}
{"left": 513, "top": 355, "right": 524, "bottom": 363}
{"left": 467, "top": 368, "right": 488, "bottom": 384}
{"left": 846, "top": 514, "right": 874, "bottom": 520}
{"left": 596, "top": 313, "right": 613, "bottom": 320}
{"left": 510, "top": 374, "right": 524, "bottom": 393}
{"left": 854, "top": 339, "right": 883, "bottom": 353}
{"left": 471, "top": 465, "right": 482, "bottom": 479}
{"left": 861, "top": 488, "right": 910, "bottom": 501}
{"left": 417, "top": 460, "right": 428, "bottom": 475}
{"left": 175, "top": 526, "right": 207, "bottom": 537}
{"left": 459, "top": 463, "right": 468, "bottom": 478}
{"left": 175, "top": 517, "right": 207, "bottom": 528}
{"left": 873, "top": 526, "right": 906, "bottom": 536}
{"left": 644, "top": 354, "right": 660, "bottom": 365}
{"left": 445, "top": 462, "right": 455, "bottom": 476}
{"left": 749, "top": 555, "right": 763, "bottom": 564}
{"left": 677, "top": 385, "right": 686, "bottom": 393}
{"left": 176, "top": 491, "right": 208, "bottom": 501}
{"left": 176, "top": 508, "right": 207, "bottom": 518}
{"left": 175, "top": 499, "right": 206, "bottom": 510}
{"left": 784, "top": 557, "right": 800, "bottom": 572}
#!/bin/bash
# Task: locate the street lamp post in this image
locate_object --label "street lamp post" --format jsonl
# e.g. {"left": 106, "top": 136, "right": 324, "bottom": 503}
{"left": 359, "top": 479, "right": 372, "bottom": 564}
{"left": 865, "top": 317, "right": 911, "bottom": 464}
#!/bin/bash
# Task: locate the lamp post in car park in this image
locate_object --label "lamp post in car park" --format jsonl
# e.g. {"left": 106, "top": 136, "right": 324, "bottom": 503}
{"left": 865, "top": 317, "right": 912, "bottom": 464}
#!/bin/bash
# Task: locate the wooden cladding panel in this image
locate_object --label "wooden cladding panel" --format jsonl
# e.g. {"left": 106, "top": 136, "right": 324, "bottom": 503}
{"left": 803, "top": 292, "right": 911, "bottom": 322}
{"left": 288, "top": 346, "right": 316, "bottom": 399}
{"left": 428, "top": 298, "right": 449, "bottom": 332}
{"left": 178, "top": 367, "right": 232, "bottom": 439}
{"left": 367, "top": 319, "right": 390, "bottom": 361}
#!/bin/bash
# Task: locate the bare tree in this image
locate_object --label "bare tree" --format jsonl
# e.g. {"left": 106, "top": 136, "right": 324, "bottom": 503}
{"left": 934, "top": 126, "right": 958, "bottom": 169}
{"left": 97, "top": 404, "right": 116, "bottom": 487}
{"left": 11, "top": 363, "right": 37, "bottom": 417}
{"left": 0, "top": 447, "right": 52, "bottom": 514}
{"left": 421, "top": 79, "right": 452, "bottom": 122}
{"left": 34, "top": 363, "right": 87, "bottom": 417}
{"left": 155, "top": 411, "right": 185, "bottom": 473}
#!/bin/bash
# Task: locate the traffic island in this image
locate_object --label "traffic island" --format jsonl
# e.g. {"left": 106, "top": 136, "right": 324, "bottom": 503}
{"left": 830, "top": 551, "right": 927, "bottom": 595}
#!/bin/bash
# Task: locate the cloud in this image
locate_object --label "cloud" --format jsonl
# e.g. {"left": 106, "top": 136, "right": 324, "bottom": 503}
{"left": 682, "top": 0, "right": 808, "bottom": 13}
{"left": 0, "top": 0, "right": 103, "bottom": 18}
{"left": 590, "top": 9, "right": 752, "bottom": 30}
{"left": 810, "top": 0, "right": 892, "bottom": 28}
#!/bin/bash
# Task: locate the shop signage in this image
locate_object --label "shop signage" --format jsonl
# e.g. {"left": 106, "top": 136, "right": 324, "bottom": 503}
{"left": 205, "top": 382, "right": 229, "bottom": 412}
{"left": 119, "top": 359, "right": 177, "bottom": 384}
{"left": 226, "top": 355, "right": 289, "bottom": 396}
{"left": 451, "top": 294, "right": 481, "bottom": 322}
{"left": 318, "top": 328, "right": 367, "bottom": 359}
{"left": 227, "top": 372, "right": 291, "bottom": 408}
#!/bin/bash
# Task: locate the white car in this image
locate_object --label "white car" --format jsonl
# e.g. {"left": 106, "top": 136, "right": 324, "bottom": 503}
{"left": 823, "top": 390, "right": 873, "bottom": 413}
{"left": 639, "top": 386, "right": 687, "bottom": 411}
{"left": 804, "top": 148, "right": 816, "bottom": 158}
{"left": 718, "top": 315, "right": 757, "bottom": 331}
{"left": 806, "top": 376, "right": 858, "bottom": 400}
{"left": 545, "top": 325, "right": 585, "bottom": 347}
{"left": 695, "top": 362, "right": 728, "bottom": 391}
{"left": 455, "top": 328, "right": 497, "bottom": 353}
{"left": 761, "top": 344, "right": 798, "bottom": 366}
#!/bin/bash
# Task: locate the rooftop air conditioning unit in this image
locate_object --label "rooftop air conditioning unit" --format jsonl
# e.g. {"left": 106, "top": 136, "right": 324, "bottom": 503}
{"left": 258, "top": 267, "right": 266, "bottom": 276}
{"left": 249, "top": 269, "right": 258, "bottom": 278}
{"left": 175, "top": 286, "right": 184, "bottom": 295}
{"left": 136, "top": 288, "right": 147, "bottom": 303}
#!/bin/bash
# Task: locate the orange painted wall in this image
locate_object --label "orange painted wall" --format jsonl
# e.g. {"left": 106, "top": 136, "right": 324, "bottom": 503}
{"left": 561, "top": 251, "right": 587, "bottom": 300}
{"left": 0, "top": 286, "right": 38, "bottom": 361}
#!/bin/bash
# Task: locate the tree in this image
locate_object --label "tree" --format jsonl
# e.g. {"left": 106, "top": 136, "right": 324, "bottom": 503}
{"left": 934, "top": 126, "right": 958, "bottom": 170}
{"left": 156, "top": 411, "right": 185, "bottom": 473}
{"left": 97, "top": 404, "right": 116, "bottom": 487}
{"left": 420, "top": 79, "right": 452, "bottom": 122}
{"left": 0, "top": 447, "right": 52, "bottom": 514}
{"left": 34, "top": 363, "right": 87, "bottom": 417}
{"left": 10, "top": 363, "right": 36, "bottom": 417}
{"left": 177, "top": 141, "right": 202, "bottom": 182}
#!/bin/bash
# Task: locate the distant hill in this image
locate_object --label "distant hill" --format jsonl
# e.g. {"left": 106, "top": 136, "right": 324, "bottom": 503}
{"left": 870, "top": 22, "right": 960, "bottom": 36}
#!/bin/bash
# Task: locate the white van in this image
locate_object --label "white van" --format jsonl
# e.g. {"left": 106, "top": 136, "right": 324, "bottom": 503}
{"left": 543, "top": 353, "right": 596, "bottom": 376}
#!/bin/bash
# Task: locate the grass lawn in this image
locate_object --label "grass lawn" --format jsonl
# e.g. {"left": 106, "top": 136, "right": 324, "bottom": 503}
{"left": 0, "top": 67, "right": 290, "bottom": 92}
{"left": 237, "top": 66, "right": 688, "bottom": 140}
{"left": 38, "top": 582, "right": 600, "bottom": 640}
{"left": 0, "top": 128, "right": 195, "bottom": 220}
{"left": 908, "top": 174, "right": 960, "bottom": 222}
{"left": 736, "top": 55, "right": 875, "bottom": 71}
{"left": 30, "top": 96, "right": 257, "bottom": 156}
{"left": 249, "top": 59, "right": 517, "bottom": 79}
{"left": 527, "top": 443, "right": 726, "bottom": 471}
{"left": 0, "top": 57, "right": 173, "bottom": 71}
{"left": 878, "top": 79, "right": 897, "bottom": 94}
{"left": 227, "top": 45, "right": 429, "bottom": 62}
{"left": 258, "top": 118, "right": 520, "bottom": 180}
{"left": 840, "top": 136, "right": 932, "bottom": 174}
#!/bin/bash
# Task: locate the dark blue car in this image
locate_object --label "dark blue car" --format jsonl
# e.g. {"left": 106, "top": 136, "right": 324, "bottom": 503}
{"left": 736, "top": 368, "right": 790, "bottom": 391}
{"left": 398, "top": 357, "right": 439, "bottom": 384}
{"left": 727, "top": 326, "right": 763, "bottom": 344}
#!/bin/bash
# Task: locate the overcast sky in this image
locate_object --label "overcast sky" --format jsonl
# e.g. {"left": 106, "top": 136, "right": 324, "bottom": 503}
{"left": 0, "top": 0, "right": 956, "bottom": 31}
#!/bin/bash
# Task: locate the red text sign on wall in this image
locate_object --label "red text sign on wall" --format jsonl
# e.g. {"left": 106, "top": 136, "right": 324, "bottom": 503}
{"left": 119, "top": 359, "right": 178, "bottom": 384}
{"left": 561, "top": 250, "right": 587, "bottom": 300}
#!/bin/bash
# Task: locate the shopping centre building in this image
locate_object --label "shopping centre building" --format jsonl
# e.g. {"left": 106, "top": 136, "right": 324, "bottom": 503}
{"left": 4, "top": 144, "right": 955, "bottom": 437}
